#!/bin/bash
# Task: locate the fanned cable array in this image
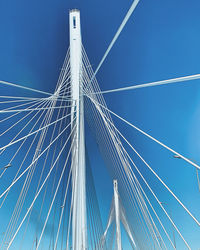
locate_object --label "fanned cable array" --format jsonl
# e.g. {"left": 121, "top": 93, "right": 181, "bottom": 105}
{"left": 82, "top": 43, "right": 200, "bottom": 249}
{"left": 0, "top": 49, "right": 79, "bottom": 250}
{"left": 0, "top": 44, "right": 110, "bottom": 250}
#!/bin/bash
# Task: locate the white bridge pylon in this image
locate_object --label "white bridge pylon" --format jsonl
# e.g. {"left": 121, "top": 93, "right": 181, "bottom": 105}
{"left": 70, "top": 9, "right": 87, "bottom": 249}
{"left": 102, "top": 180, "right": 137, "bottom": 249}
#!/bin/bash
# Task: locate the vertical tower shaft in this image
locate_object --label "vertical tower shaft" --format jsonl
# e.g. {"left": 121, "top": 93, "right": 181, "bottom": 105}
{"left": 113, "top": 180, "right": 122, "bottom": 250}
{"left": 70, "top": 10, "right": 87, "bottom": 249}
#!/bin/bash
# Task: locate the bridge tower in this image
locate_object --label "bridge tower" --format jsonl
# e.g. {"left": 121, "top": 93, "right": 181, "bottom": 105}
{"left": 70, "top": 10, "right": 87, "bottom": 249}
{"left": 113, "top": 180, "right": 122, "bottom": 250}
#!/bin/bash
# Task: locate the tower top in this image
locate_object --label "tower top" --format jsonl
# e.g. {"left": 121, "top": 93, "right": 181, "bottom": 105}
{"left": 69, "top": 9, "right": 81, "bottom": 39}
{"left": 70, "top": 9, "right": 80, "bottom": 13}
{"left": 113, "top": 179, "right": 118, "bottom": 190}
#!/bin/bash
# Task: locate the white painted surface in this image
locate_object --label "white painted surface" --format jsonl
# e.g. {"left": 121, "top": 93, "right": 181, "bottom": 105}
{"left": 70, "top": 9, "right": 87, "bottom": 249}
{"left": 114, "top": 180, "right": 122, "bottom": 250}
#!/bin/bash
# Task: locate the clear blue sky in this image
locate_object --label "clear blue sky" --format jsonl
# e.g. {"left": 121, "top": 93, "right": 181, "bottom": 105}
{"left": 0, "top": 0, "right": 200, "bottom": 249}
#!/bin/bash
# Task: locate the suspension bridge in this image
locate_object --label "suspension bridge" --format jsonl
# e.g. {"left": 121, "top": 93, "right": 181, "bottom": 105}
{"left": 0, "top": 1, "right": 200, "bottom": 249}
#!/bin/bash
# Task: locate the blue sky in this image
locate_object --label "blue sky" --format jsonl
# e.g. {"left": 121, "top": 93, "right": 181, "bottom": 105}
{"left": 0, "top": 0, "right": 200, "bottom": 249}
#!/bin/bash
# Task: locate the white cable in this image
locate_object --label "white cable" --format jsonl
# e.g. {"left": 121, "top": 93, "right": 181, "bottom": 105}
{"left": 0, "top": 101, "right": 52, "bottom": 209}
{"left": 90, "top": 95, "right": 200, "bottom": 226}
{"left": 86, "top": 0, "right": 141, "bottom": 87}
{"left": 54, "top": 167, "right": 72, "bottom": 250}
{"left": 92, "top": 73, "right": 200, "bottom": 95}
{"left": 0, "top": 79, "right": 56, "bottom": 96}
{"left": 0, "top": 118, "right": 76, "bottom": 200}
{"left": 7, "top": 124, "right": 76, "bottom": 249}
{"left": 85, "top": 94, "right": 200, "bottom": 172}
{"left": 0, "top": 99, "right": 49, "bottom": 138}
{"left": 2, "top": 98, "right": 66, "bottom": 246}
{"left": 0, "top": 98, "right": 50, "bottom": 125}
{"left": 36, "top": 138, "right": 75, "bottom": 250}
{"left": 0, "top": 112, "right": 74, "bottom": 151}
{"left": 100, "top": 111, "right": 191, "bottom": 249}
{"left": 0, "top": 105, "right": 73, "bottom": 113}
